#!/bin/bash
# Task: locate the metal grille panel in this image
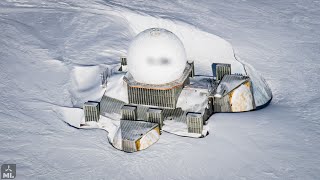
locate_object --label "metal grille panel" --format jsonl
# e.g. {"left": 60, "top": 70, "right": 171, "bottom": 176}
{"left": 121, "top": 105, "right": 137, "bottom": 120}
{"left": 122, "top": 139, "right": 136, "bottom": 153}
{"left": 147, "top": 108, "right": 164, "bottom": 129}
{"left": 127, "top": 86, "right": 182, "bottom": 109}
{"left": 84, "top": 102, "right": 100, "bottom": 122}
{"left": 212, "top": 63, "right": 231, "bottom": 81}
{"left": 187, "top": 112, "right": 203, "bottom": 134}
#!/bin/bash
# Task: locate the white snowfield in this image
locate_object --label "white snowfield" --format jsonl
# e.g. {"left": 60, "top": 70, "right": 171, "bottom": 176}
{"left": 0, "top": 0, "right": 320, "bottom": 180}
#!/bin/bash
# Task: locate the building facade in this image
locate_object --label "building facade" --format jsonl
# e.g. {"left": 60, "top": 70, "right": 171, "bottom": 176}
{"left": 124, "top": 62, "right": 193, "bottom": 109}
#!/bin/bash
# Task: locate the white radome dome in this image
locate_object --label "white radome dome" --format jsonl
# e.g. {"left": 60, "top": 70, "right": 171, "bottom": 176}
{"left": 127, "top": 28, "right": 187, "bottom": 84}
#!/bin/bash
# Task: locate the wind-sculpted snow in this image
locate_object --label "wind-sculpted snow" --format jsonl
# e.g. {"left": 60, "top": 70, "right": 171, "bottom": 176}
{"left": 0, "top": 0, "right": 320, "bottom": 179}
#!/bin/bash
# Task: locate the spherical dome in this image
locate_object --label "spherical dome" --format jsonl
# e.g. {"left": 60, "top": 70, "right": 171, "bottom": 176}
{"left": 127, "top": 28, "right": 187, "bottom": 84}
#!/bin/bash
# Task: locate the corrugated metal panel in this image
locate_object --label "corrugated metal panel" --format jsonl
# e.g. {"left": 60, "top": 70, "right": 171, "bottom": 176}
{"left": 213, "top": 96, "right": 231, "bottom": 112}
{"left": 147, "top": 108, "right": 164, "bottom": 129}
{"left": 121, "top": 105, "right": 137, "bottom": 120}
{"left": 188, "top": 61, "right": 195, "bottom": 77}
{"left": 100, "top": 96, "right": 125, "bottom": 115}
{"left": 212, "top": 63, "right": 231, "bottom": 80}
{"left": 127, "top": 86, "right": 182, "bottom": 109}
{"left": 84, "top": 102, "right": 100, "bottom": 122}
{"left": 120, "top": 120, "right": 158, "bottom": 141}
{"left": 120, "top": 57, "right": 127, "bottom": 66}
{"left": 100, "top": 94, "right": 189, "bottom": 128}
{"left": 187, "top": 112, "right": 203, "bottom": 134}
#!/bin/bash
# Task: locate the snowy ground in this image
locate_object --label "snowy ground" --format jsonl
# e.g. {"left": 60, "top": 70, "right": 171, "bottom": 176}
{"left": 1, "top": 0, "right": 320, "bottom": 179}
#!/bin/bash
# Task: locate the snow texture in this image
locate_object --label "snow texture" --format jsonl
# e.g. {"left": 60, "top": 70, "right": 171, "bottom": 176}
{"left": 176, "top": 88, "right": 209, "bottom": 113}
{"left": 127, "top": 28, "right": 187, "bottom": 84}
{"left": 105, "top": 73, "right": 129, "bottom": 103}
{"left": 1, "top": 0, "right": 320, "bottom": 179}
{"left": 162, "top": 120, "right": 209, "bottom": 138}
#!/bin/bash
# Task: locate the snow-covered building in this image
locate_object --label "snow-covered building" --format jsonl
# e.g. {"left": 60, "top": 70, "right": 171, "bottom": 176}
{"left": 123, "top": 28, "right": 194, "bottom": 109}
{"left": 83, "top": 28, "right": 272, "bottom": 152}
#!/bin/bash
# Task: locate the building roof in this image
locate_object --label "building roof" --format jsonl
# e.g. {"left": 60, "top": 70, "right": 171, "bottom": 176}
{"left": 84, "top": 101, "right": 99, "bottom": 107}
{"left": 121, "top": 105, "right": 137, "bottom": 111}
{"left": 120, "top": 120, "right": 158, "bottom": 141}
{"left": 213, "top": 74, "right": 250, "bottom": 97}
{"left": 186, "top": 112, "right": 202, "bottom": 118}
{"left": 147, "top": 108, "right": 163, "bottom": 114}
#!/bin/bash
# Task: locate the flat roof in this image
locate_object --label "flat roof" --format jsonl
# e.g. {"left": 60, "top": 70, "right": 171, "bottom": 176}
{"left": 84, "top": 101, "right": 99, "bottom": 106}
{"left": 123, "top": 62, "right": 192, "bottom": 90}
{"left": 121, "top": 105, "right": 137, "bottom": 111}
{"left": 186, "top": 75, "right": 214, "bottom": 89}
{"left": 147, "top": 108, "right": 163, "bottom": 113}
{"left": 186, "top": 112, "right": 202, "bottom": 118}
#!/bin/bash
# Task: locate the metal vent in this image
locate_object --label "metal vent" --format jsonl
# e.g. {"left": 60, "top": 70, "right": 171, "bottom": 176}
{"left": 212, "top": 63, "right": 231, "bottom": 81}
{"left": 187, "top": 112, "right": 203, "bottom": 134}
{"left": 121, "top": 105, "right": 137, "bottom": 120}
{"left": 147, "top": 108, "right": 164, "bottom": 129}
{"left": 84, "top": 101, "right": 100, "bottom": 122}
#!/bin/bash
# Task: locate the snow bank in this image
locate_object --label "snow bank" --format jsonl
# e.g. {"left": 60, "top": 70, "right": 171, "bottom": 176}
{"left": 69, "top": 65, "right": 105, "bottom": 107}
{"left": 127, "top": 28, "right": 187, "bottom": 84}
{"left": 105, "top": 73, "right": 129, "bottom": 103}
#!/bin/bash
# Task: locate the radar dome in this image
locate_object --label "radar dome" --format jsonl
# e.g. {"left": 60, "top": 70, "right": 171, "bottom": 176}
{"left": 127, "top": 28, "right": 187, "bottom": 84}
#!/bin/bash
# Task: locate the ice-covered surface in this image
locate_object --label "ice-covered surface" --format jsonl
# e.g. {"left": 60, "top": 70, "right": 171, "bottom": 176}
{"left": 105, "top": 73, "right": 129, "bottom": 103}
{"left": 176, "top": 88, "right": 208, "bottom": 113}
{"left": 244, "top": 63, "right": 273, "bottom": 107}
{"left": 127, "top": 28, "right": 187, "bottom": 84}
{"left": 70, "top": 65, "right": 106, "bottom": 106}
{"left": 1, "top": 0, "right": 320, "bottom": 179}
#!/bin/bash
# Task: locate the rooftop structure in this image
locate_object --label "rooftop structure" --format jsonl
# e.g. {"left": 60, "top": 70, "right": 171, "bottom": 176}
{"left": 127, "top": 28, "right": 187, "bottom": 85}
{"left": 83, "top": 101, "right": 100, "bottom": 122}
{"left": 187, "top": 112, "right": 204, "bottom": 134}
